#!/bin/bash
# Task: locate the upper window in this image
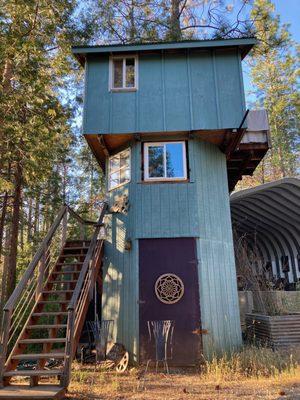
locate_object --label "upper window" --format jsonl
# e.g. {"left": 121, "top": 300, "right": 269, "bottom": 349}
{"left": 108, "top": 149, "right": 131, "bottom": 190}
{"left": 109, "top": 56, "right": 138, "bottom": 91}
{"left": 144, "top": 142, "right": 187, "bottom": 181}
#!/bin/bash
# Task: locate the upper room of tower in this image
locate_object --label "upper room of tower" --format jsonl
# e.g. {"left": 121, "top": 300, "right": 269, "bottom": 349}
{"left": 72, "top": 38, "right": 257, "bottom": 135}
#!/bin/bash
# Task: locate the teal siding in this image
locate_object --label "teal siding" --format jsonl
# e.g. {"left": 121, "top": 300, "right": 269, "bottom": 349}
{"left": 83, "top": 49, "right": 245, "bottom": 135}
{"left": 102, "top": 138, "right": 242, "bottom": 360}
{"left": 193, "top": 140, "right": 242, "bottom": 353}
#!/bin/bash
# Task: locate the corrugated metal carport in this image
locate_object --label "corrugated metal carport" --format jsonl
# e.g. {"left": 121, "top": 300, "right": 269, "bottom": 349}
{"left": 231, "top": 178, "right": 300, "bottom": 283}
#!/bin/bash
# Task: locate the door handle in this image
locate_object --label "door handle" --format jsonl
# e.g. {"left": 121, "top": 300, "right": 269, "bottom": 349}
{"left": 137, "top": 300, "right": 146, "bottom": 304}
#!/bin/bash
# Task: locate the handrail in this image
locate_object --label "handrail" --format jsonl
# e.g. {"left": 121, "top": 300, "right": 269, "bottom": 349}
{"left": 3, "top": 205, "right": 67, "bottom": 312}
{"left": 66, "top": 206, "right": 99, "bottom": 226}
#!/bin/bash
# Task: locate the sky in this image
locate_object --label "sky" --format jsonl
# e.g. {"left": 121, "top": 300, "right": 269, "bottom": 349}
{"left": 273, "top": 0, "right": 300, "bottom": 42}
{"left": 243, "top": 0, "right": 300, "bottom": 103}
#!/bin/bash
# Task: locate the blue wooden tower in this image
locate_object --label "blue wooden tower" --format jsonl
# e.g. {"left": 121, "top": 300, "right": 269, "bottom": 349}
{"left": 73, "top": 38, "right": 268, "bottom": 364}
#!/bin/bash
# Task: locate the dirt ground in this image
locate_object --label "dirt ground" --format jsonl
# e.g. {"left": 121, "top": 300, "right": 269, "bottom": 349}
{"left": 66, "top": 367, "right": 300, "bottom": 400}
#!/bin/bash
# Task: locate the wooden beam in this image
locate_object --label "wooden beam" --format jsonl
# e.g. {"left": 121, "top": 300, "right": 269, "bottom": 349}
{"left": 235, "top": 151, "right": 254, "bottom": 182}
{"left": 225, "top": 110, "right": 249, "bottom": 159}
{"left": 98, "top": 135, "right": 110, "bottom": 157}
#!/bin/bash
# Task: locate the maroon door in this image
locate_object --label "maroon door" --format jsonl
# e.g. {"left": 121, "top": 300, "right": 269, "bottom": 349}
{"left": 139, "top": 238, "right": 201, "bottom": 365}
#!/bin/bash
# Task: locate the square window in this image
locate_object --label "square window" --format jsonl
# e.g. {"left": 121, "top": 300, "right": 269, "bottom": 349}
{"left": 108, "top": 149, "right": 131, "bottom": 190}
{"left": 144, "top": 142, "right": 187, "bottom": 181}
{"left": 110, "top": 56, "right": 137, "bottom": 91}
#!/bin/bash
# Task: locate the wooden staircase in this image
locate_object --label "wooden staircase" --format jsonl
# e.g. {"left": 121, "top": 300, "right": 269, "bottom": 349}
{"left": 0, "top": 205, "right": 106, "bottom": 399}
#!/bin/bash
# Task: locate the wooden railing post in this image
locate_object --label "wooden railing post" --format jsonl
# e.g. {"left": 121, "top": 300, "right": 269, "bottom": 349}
{"left": 80, "top": 223, "right": 84, "bottom": 240}
{"left": 62, "top": 309, "right": 75, "bottom": 387}
{"left": 35, "top": 245, "right": 46, "bottom": 301}
{"left": 0, "top": 310, "right": 12, "bottom": 386}
{"left": 62, "top": 208, "right": 68, "bottom": 247}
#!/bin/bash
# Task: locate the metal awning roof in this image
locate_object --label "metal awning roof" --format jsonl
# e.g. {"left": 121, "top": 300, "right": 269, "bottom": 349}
{"left": 231, "top": 178, "right": 300, "bottom": 282}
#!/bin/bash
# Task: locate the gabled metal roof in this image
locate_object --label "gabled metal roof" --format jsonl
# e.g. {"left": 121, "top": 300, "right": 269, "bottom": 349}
{"left": 72, "top": 37, "right": 257, "bottom": 65}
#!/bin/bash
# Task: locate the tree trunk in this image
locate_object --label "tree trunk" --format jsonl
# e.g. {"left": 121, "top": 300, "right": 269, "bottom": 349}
{"left": 33, "top": 194, "right": 40, "bottom": 239}
{"left": 168, "top": 0, "right": 182, "bottom": 41}
{"left": 0, "top": 192, "right": 9, "bottom": 266}
{"left": 0, "top": 224, "right": 11, "bottom": 320}
{"left": 128, "top": 0, "right": 137, "bottom": 42}
{"left": 27, "top": 197, "right": 33, "bottom": 242}
{"left": 6, "top": 162, "right": 22, "bottom": 299}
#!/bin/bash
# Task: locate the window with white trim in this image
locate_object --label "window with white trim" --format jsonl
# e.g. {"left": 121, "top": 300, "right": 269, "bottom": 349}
{"left": 108, "top": 149, "right": 131, "bottom": 190}
{"left": 110, "top": 56, "right": 138, "bottom": 90}
{"left": 144, "top": 142, "right": 187, "bottom": 181}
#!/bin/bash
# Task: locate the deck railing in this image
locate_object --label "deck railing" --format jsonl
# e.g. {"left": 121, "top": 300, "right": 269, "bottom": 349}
{"left": 0, "top": 204, "right": 106, "bottom": 384}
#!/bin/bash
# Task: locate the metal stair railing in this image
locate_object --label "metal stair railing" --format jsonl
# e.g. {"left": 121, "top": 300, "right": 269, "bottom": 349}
{"left": 0, "top": 204, "right": 105, "bottom": 384}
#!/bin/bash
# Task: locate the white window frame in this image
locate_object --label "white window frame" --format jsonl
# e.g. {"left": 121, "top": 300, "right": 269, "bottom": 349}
{"left": 109, "top": 55, "right": 138, "bottom": 91}
{"left": 108, "top": 148, "right": 131, "bottom": 190}
{"left": 144, "top": 141, "right": 187, "bottom": 182}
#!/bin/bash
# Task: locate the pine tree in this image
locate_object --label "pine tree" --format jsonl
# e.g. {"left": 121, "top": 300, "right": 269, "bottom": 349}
{"left": 0, "top": 0, "right": 76, "bottom": 308}
{"left": 93, "top": 0, "right": 253, "bottom": 43}
{"left": 243, "top": 0, "right": 299, "bottom": 185}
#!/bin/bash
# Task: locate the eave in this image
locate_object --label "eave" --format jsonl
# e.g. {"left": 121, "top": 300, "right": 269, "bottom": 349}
{"left": 84, "top": 125, "right": 269, "bottom": 192}
{"left": 72, "top": 37, "right": 257, "bottom": 66}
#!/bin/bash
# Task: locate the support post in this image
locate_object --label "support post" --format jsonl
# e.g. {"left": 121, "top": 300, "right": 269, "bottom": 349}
{"left": 80, "top": 223, "right": 84, "bottom": 240}
{"left": 62, "top": 209, "right": 68, "bottom": 248}
{"left": 62, "top": 309, "right": 75, "bottom": 388}
{"left": 35, "top": 246, "right": 46, "bottom": 301}
{"left": 0, "top": 310, "right": 12, "bottom": 386}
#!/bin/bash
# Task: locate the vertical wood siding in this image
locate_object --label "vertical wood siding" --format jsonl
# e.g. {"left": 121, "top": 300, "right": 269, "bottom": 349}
{"left": 84, "top": 49, "right": 245, "bottom": 135}
{"left": 102, "top": 138, "right": 242, "bottom": 360}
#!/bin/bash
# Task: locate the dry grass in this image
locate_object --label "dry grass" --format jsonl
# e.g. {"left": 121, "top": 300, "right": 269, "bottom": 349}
{"left": 66, "top": 346, "right": 300, "bottom": 400}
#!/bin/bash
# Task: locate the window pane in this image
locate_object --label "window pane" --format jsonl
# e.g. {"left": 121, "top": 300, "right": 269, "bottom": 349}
{"left": 125, "top": 58, "right": 135, "bottom": 87}
{"left": 110, "top": 172, "right": 119, "bottom": 189}
{"left": 120, "top": 168, "right": 130, "bottom": 184}
{"left": 166, "top": 143, "right": 185, "bottom": 178}
{"left": 148, "top": 146, "right": 164, "bottom": 178}
{"left": 120, "top": 150, "right": 130, "bottom": 168}
{"left": 113, "top": 59, "right": 123, "bottom": 88}
{"left": 110, "top": 155, "right": 120, "bottom": 172}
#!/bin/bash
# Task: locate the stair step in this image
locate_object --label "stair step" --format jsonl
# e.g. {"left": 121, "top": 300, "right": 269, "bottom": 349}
{"left": 3, "top": 369, "right": 63, "bottom": 377}
{"left": 12, "top": 353, "right": 65, "bottom": 360}
{"left": 48, "top": 280, "right": 77, "bottom": 284}
{"left": 51, "top": 271, "right": 80, "bottom": 275}
{"left": 63, "top": 246, "right": 89, "bottom": 251}
{"left": 59, "top": 254, "right": 85, "bottom": 258}
{"left": 56, "top": 262, "right": 83, "bottom": 266}
{"left": 32, "top": 312, "right": 68, "bottom": 317}
{"left": 26, "top": 325, "right": 67, "bottom": 330}
{"left": 37, "top": 300, "right": 69, "bottom": 305}
{"left": 42, "top": 290, "right": 74, "bottom": 294}
{"left": 65, "top": 240, "right": 90, "bottom": 244}
{"left": 0, "top": 384, "right": 66, "bottom": 399}
{"left": 19, "top": 338, "right": 66, "bottom": 344}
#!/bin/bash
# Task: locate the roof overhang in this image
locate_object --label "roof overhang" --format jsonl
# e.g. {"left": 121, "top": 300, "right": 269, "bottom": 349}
{"left": 72, "top": 37, "right": 257, "bottom": 66}
{"left": 84, "top": 108, "right": 270, "bottom": 191}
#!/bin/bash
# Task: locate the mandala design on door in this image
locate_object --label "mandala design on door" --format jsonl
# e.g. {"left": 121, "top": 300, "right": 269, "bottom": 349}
{"left": 155, "top": 273, "right": 184, "bottom": 304}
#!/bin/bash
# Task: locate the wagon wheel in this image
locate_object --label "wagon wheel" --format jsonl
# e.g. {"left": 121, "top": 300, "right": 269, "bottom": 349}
{"left": 115, "top": 351, "right": 129, "bottom": 373}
